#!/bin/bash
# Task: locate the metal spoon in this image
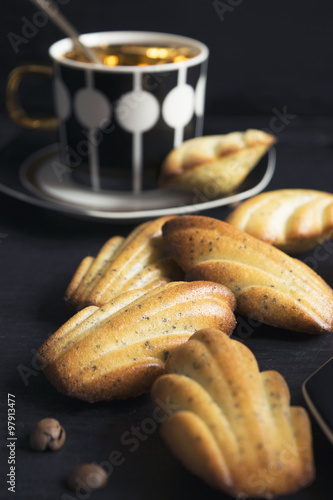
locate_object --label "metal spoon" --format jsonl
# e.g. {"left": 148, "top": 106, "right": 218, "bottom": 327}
{"left": 29, "top": 0, "right": 102, "bottom": 64}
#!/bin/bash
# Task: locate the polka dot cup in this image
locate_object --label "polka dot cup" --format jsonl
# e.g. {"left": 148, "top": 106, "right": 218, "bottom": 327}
{"left": 9, "top": 32, "right": 209, "bottom": 193}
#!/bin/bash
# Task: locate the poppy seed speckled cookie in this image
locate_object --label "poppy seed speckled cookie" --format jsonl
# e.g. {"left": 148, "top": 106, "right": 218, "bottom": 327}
{"left": 162, "top": 215, "right": 333, "bottom": 334}
{"left": 151, "top": 328, "right": 315, "bottom": 498}
{"left": 39, "top": 281, "right": 236, "bottom": 402}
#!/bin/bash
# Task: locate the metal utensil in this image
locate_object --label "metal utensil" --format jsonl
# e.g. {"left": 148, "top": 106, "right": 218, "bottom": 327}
{"left": 29, "top": 0, "right": 102, "bottom": 64}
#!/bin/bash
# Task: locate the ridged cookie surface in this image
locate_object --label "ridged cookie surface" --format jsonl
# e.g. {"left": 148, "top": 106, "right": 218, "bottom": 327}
{"left": 151, "top": 328, "right": 315, "bottom": 498}
{"left": 159, "top": 129, "right": 276, "bottom": 195}
{"left": 38, "top": 281, "right": 236, "bottom": 402}
{"left": 65, "top": 216, "right": 183, "bottom": 310}
{"left": 162, "top": 215, "right": 333, "bottom": 334}
{"left": 227, "top": 189, "right": 333, "bottom": 253}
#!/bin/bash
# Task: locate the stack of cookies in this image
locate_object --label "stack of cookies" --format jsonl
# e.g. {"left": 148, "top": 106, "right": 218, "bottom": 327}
{"left": 36, "top": 188, "right": 333, "bottom": 497}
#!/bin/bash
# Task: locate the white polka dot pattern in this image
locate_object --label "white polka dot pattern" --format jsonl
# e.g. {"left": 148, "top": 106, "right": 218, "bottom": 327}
{"left": 74, "top": 88, "right": 112, "bottom": 129}
{"left": 195, "top": 75, "right": 207, "bottom": 117}
{"left": 53, "top": 77, "right": 71, "bottom": 120}
{"left": 55, "top": 60, "right": 208, "bottom": 191}
{"left": 162, "top": 84, "right": 195, "bottom": 128}
{"left": 115, "top": 90, "right": 159, "bottom": 133}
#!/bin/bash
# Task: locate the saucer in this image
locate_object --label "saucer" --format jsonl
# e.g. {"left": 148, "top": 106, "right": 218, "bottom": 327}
{"left": 19, "top": 144, "right": 197, "bottom": 212}
{"left": 2, "top": 143, "right": 276, "bottom": 222}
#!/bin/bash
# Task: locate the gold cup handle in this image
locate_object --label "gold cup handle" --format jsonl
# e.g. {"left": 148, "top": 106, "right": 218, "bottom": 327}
{"left": 6, "top": 64, "right": 58, "bottom": 130}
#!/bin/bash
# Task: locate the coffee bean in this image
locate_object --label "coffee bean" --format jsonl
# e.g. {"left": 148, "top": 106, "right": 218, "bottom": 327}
{"left": 67, "top": 464, "right": 108, "bottom": 492}
{"left": 29, "top": 418, "right": 66, "bottom": 451}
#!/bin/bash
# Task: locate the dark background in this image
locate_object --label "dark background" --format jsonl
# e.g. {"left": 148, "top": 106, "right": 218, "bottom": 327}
{"left": 1, "top": 0, "right": 333, "bottom": 116}
{"left": 1, "top": 2, "right": 333, "bottom": 500}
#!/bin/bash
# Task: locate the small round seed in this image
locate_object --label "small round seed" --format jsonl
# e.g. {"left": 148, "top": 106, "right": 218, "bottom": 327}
{"left": 29, "top": 418, "right": 66, "bottom": 451}
{"left": 67, "top": 464, "right": 108, "bottom": 492}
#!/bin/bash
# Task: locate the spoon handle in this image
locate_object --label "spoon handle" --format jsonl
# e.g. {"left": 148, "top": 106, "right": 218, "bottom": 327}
{"left": 29, "top": 0, "right": 102, "bottom": 64}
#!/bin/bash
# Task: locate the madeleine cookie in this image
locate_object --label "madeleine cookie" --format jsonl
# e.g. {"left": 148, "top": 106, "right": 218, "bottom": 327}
{"left": 38, "top": 282, "right": 236, "bottom": 402}
{"left": 162, "top": 215, "right": 333, "bottom": 334}
{"left": 159, "top": 129, "right": 276, "bottom": 195}
{"left": 151, "top": 328, "right": 315, "bottom": 498}
{"left": 227, "top": 189, "right": 333, "bottom": 253}
{"left": 65, "top": 216, "right": 183, "bottom": 310}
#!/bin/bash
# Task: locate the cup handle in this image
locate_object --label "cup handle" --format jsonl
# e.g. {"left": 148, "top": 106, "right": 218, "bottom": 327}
{"left": 6, "top": 64, "right": 58, "bottom": 130}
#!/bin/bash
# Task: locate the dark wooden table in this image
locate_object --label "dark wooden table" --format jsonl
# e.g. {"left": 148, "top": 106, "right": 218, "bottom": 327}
{"left": 0, "top": 114, "right": 332, "bottom": 500}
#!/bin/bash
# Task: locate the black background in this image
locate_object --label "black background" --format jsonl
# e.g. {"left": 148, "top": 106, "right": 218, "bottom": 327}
{"left": 2, "top": 0, "right": 333, "bottom": 116}
{"left": 1, "top": 2, "right": 333, "bottom": 500}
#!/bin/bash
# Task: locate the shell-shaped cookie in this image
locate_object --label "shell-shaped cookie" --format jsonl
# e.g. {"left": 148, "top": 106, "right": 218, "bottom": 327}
{"left": 38, "top": 281, "right": 236, "bottom": 403}
{"left": 151, "top": 328, "right": 315, "bottom": 498}
{"left": 159, "top": 129, "right": 276, "bottom": 195}
{"left": 162, "top": 215, "right": 333, "bottom": 334}
{"left": 227, "top": 189, "right": 333, "bottom": 253}
{"left": 65, "top": 216, "right": 184, "bottom": 310}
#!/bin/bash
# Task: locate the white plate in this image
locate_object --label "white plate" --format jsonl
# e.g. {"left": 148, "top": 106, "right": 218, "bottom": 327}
{"left": 1, "top": 143, "right": 276, "bottom": 222}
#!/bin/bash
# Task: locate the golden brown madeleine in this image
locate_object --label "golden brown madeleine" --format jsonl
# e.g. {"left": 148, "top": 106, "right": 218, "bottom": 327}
{"left": 159, "top": 130, "right": 276, "bottom": 195}
{"left": 65, "top": 216, "right": 183, "bottom": 310}
{"left": 163, "top": 215, "right": 333, "bottom": 334}
{"left": 151, "top": 328, "right": 315, "bottom": 498}
{"left": 38, "top": 282, "right": 236, "bottom": 403}
{"left": 227, "top": 189, "right": 333, "bottom": 253}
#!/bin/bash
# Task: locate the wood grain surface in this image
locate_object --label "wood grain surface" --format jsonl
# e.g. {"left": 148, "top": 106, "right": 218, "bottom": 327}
{"left": 0, "top": 116, "right": 332, "bottom": 500}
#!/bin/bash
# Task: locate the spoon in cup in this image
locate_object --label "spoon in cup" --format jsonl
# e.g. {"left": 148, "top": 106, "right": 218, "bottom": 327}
{"left": 29, "top": 0, "right": 102, "bottom": 64}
